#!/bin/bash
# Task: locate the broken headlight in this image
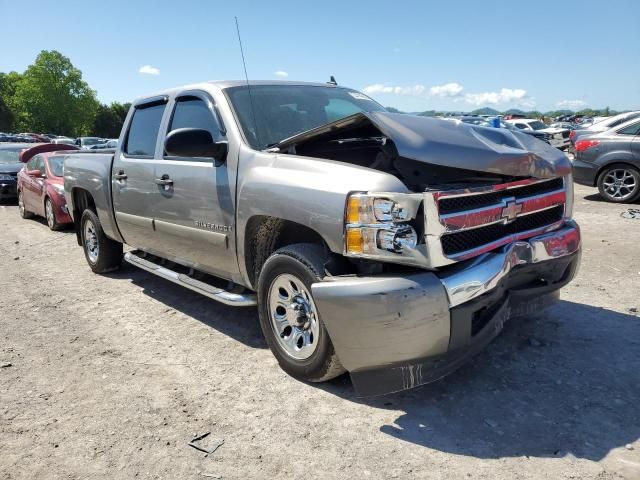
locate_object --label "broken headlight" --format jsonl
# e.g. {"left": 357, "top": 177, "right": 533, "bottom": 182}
{"left": 344, "top": 192, "right": 427, "bottom": 267}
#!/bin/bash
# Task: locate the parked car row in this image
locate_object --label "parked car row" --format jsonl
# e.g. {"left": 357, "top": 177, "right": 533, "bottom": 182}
{"left": 0, "top": 132, "right": 118, "bottom": 150}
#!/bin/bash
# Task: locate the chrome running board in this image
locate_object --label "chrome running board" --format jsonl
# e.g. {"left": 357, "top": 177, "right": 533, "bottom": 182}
{"left": 124, "top": 250, "right": 257, "bottom": 307}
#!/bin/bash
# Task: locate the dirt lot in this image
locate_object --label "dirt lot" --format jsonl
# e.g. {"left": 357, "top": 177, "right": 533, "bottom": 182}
{"left": 1, "top": 183, "right": 639, "bottom": 480}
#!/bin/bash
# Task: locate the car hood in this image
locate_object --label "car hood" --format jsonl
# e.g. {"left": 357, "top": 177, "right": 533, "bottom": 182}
{"left": 275, "top": 112, "right": 571, "bottom": 179}
{"left": 538, "top": 127, "right": 568, "bottom": 134}
{"left": 0, "top": 163, "right": 23, "bottom": 174}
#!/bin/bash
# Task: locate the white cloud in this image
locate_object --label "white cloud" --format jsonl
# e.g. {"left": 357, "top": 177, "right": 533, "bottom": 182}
{"left": 274, "top": 70, "right": 289, "bottom": 77}
{"left": 556, "top": 99, "right": 587, "bottom": 109}
{"left": 363, "top": 84, "right": 426, "bottom": 96}
{"left": 429, "top": 82, "right": 464, "bottom": 97}
{"left": 464, "top": 88, "right": 533, "bottom": 107}
{"left": 138, "top": 65, "right": 160, "bottom": 75}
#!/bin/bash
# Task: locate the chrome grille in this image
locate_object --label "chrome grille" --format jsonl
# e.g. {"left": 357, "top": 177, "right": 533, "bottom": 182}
{"left": 424, "top": 177, "right": 567, "bottom": 265}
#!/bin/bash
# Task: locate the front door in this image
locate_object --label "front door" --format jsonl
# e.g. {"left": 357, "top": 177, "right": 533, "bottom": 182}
{"left": 111, "top": 97, "right": 168, "bottom": 251}
{"left": 150, "top": 92, "right": 238, "bottom": 279}
{"left": 23, "top": 155, "right": 45, "bottom": 216}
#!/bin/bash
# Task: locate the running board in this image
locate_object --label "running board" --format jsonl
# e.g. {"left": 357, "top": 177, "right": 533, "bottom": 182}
{"left": 124, "top": 250, "right": 257, "bottom": 307}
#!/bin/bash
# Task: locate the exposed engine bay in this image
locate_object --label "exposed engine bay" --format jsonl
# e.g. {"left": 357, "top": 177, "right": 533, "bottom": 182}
{"left": 273, "top": 112, "right": 572, "bottom": 192}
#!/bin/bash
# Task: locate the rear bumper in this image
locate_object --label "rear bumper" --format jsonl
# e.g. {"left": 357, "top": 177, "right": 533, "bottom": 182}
{"left": 572, "top": 159, "right": 599, "bottom": 186}
{"left": 0, "top": 179, "right": 17, "bottom": 199}
{"left": 311, "top": 221, "right": 581, "bottom": 396}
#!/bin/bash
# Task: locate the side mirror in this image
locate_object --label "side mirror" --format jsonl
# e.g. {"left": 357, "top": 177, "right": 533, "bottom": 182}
{"left": 164, "top": 128, "right": 228, "bottom": 166}
{"left": 27, "top": 169, "right": 43, "bottom": 177}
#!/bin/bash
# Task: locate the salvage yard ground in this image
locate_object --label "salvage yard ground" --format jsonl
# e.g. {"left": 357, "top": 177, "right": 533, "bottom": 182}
{"left": 1, "top": 184, "right": 639, "bottom": 480}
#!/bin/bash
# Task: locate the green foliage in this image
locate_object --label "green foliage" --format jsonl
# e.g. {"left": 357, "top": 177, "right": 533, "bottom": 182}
{"left": 10, "top": 50, "right": 99, "bottom": 136}
{"left": 93, "top": 102, "right": 131, "bottom": 138}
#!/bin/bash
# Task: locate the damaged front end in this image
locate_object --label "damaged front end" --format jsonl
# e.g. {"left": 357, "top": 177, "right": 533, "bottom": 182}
{"left": 274, "top": 112, "right": 573, "bottom": 269}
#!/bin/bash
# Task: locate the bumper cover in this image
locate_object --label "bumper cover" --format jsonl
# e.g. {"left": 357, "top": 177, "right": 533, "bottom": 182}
{"left": 572, "top": 159, "right": 599, "bottom": 186}
{"left": 311, "top": 221, "right": 581, "bottom": 396}
{"left": 0, "top": 179, "right": 17, "bottom": 199}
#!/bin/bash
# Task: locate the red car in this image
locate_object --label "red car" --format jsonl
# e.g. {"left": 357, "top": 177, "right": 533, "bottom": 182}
{"left": 17, "top": 144, "right": 79, "bottom": 230}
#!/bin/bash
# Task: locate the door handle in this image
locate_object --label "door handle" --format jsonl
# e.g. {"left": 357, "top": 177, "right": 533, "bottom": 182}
{"left": 114, "top": 170, "right": 127, "bottom": 180}
{"left": 155, "top": 175, "right": 173, "bottom": 186}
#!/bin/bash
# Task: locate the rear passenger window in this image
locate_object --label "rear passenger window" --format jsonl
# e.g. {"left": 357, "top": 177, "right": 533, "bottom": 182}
{"left": 168, "top": 97, "right": 219, "bottom": 139}
{"left": 125, "top": 103, "right": 166, "bottom": 156}
{"left": 617, "top": 122, "right": 640, "bottom": 136}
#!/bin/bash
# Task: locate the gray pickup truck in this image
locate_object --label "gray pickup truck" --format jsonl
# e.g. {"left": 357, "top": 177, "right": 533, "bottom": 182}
{"left": 63, "top": 80, "right": 581, "bottom": 396}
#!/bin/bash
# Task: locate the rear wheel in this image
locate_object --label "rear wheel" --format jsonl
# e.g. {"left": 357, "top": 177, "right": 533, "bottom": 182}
{"left": 18, "top": 191, "right": 33, "bottom": 219}
{"left": 597, "top": 164, "right": 640, "bottom": 203}
{"left": 257, "top": 243, "right": 345, "bottom": 383}
{"left": 80, "top": 209, "right": 123, "bottom": 273}
{"left": 45, "top": 198, "right": 62, "bottom": 231}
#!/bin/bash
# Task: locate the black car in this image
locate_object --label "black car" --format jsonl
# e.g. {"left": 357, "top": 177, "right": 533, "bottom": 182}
{"left": 0, "top": 143, "right": 32, "bottom": 200}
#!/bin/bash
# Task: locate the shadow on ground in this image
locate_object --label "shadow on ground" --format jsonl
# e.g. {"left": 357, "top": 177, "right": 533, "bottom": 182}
{"left": 109, "top": 261, "right": 265, "bottom": 348}
{"left": 106, "top": 262, "right": 640, "bottom": 461}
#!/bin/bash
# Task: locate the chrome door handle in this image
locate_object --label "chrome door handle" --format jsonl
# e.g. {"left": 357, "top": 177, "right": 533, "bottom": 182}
{"left": 155, "top": 175, "right": 173, "bottom": 186}
{"left": 114, "top": 171, "right": 127, "bottom": 180}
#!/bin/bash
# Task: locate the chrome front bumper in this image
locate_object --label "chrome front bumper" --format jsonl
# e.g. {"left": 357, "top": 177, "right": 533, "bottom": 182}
{"left": 440, "top": 220, "right": 580, "bottom": 307}
{"left": 312, "top": 220, "right": 581, "bottom": 396}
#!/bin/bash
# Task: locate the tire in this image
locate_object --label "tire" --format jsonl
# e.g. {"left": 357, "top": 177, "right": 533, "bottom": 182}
{"left": 597, "top": 164, "right": 640, "bottom": 203}
{"left": 18, "top": 190, "right": 34, "bottom": 219}
{"left": 257, "top": 243, "right": 345, "bottom": 383}
{"left": 45, "top": 198, "right": 62, "bottom": 231}
{"left": 80, "top": 209, "right": 123, "bottom": 273}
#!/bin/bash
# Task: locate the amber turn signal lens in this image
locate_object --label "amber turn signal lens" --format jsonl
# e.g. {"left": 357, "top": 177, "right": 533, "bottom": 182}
{"left": 346, "top": 196, "right": 360, "bottom": 224}
{"left": 346, "top": 228, "right": 364, "bottom": 254}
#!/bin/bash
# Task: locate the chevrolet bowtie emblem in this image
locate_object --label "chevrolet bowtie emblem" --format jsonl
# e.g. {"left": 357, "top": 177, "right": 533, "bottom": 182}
{"left": 501, "top": 199, "right": 523, "bottom": 223}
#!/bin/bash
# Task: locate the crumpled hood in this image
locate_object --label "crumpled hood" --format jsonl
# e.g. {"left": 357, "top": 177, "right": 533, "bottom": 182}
{"left": 366, "top": 112, "right": 571, "bottom": 179}
{"left": 0, "top": 163, "right": 23, "bottom": 175}
{"left": 276, "top": 112, "right": 571, "bottom": 179}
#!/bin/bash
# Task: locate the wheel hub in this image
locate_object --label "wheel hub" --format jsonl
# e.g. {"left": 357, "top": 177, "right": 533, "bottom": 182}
{"left": 268, "top": 273, "right": 320, "bottom": 360}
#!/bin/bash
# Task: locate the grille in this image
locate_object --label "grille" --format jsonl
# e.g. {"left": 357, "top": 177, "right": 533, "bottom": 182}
{"left": 438, "top": 178, "right": 563, "bottom": 215}
{"left": 562, "top": 131, "right": 569, "bottom": 139}
{"left": 441, "top": 205, "right": 564, "bottom": 256}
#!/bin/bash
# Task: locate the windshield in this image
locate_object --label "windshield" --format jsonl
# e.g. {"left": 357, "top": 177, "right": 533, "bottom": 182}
{"left": 49, "top": 157, "right": 64, "bottom": 177}
{"left": 528, "top": 121, "right": 547, "bottom": 130}
{"left": 83, "top": 137, "right": 102, "bottom": 146}
{"left": 225, "top": 85, "right": 386, "bottom": 150}
{"left": 0, "top": 147, "right": 22, "bottom": 164}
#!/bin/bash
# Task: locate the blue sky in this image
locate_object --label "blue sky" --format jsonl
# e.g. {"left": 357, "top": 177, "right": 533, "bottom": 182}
{"left": 2, "top": 0, "right": 639, "bottom": 112}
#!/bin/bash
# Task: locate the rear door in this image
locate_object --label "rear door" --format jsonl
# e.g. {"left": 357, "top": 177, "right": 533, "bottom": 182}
{"left": 150, "top": 91, "right": 238, "bottom": 279}
{"left": 112, "top": 96, "right": 168, "bottom": 251}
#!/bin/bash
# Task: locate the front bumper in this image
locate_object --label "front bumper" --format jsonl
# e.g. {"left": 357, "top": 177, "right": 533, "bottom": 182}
{"left": 311, "top": 221, "right": 581, "bottom": 396}
{"left": 572, "top": 159, "right": 599, "bottom": 186}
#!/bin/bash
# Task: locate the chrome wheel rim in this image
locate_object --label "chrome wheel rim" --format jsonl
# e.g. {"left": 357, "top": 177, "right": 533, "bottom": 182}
{"left": 18, "top": 191, "right": 25, "bottom": 216}
{"left": 267, "top": 273, "right": 320, "bottom": 360}
{"left": 603, "top": 169, "right": 637, "bottom": 200}
{"left": 84, "top": 219, "right": 99, "bottom": 263}
{"left": 45, "top": 200, "right": 54, "bottom": 228}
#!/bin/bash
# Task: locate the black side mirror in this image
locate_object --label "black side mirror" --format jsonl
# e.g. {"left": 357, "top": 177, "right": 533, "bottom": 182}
{"left": 164, "top": 128, "right": 228, "bottom": 166}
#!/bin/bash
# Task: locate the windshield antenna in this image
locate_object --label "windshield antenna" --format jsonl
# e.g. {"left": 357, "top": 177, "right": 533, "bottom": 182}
{"left": 235, "top": 16, "right": 259, "bottom": 145}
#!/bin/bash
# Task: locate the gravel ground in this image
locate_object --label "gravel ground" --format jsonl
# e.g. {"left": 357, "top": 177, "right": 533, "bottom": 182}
{"left": 1, "top": 183, "right": 639, "bottom": 480}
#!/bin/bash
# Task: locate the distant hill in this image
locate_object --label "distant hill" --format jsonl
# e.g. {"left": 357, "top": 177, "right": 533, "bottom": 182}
{"left": 470, "top": 107, "right": 500, "bottom": 116}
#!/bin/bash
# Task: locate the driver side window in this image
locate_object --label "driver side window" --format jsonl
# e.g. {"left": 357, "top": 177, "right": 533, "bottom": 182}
{"left": 168, "top": 96, "right": 220, "bottom": 145}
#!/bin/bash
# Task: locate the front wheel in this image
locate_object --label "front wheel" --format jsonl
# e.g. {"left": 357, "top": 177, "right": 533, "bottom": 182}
{"left": 80, "top": 209, "right": 123, "bottom": 273}
{"left": 597, "top": 164, "right": 640, "bottom": 203}
{"left": 257, "top": 244, "right": 345, "bottom": 383}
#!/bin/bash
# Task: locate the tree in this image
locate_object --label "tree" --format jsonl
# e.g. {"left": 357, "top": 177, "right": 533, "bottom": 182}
{"left": 93, "top": 102, "right": 130, "bottom": 138}
{"left": 11, "top": 50, "right": 99, "bottom": 136}
{"left": 0, "top": 72, "right": 22, "bottom": 131}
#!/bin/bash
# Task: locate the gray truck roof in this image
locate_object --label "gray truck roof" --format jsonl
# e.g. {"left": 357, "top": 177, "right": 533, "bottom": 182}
{"left": 131, "top": 80, "right": 345, "bottom": 105}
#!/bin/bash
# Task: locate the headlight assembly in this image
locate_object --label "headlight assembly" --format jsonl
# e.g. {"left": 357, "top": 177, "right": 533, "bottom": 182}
{"left": 344, "top": 192, "right": 427, "bottom": 267}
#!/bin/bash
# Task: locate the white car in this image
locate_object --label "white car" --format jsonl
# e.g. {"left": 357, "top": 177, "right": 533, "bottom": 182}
{"left": 506, "top": 119, "right": 571, "bottom": 150}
